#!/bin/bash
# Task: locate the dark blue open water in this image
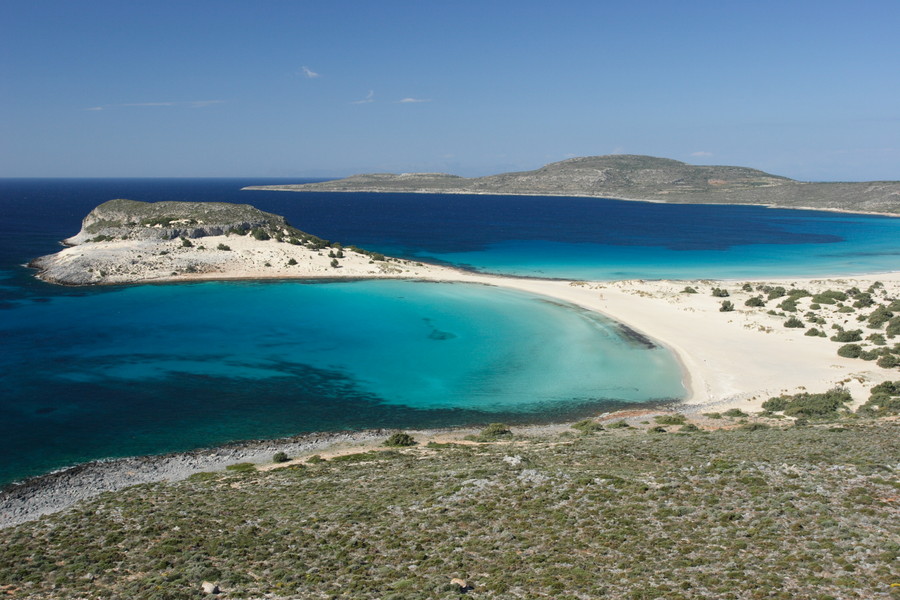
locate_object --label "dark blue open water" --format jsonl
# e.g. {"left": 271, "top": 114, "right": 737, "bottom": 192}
{"left": 1, "top": 178, "right": 898, "bottom": 485}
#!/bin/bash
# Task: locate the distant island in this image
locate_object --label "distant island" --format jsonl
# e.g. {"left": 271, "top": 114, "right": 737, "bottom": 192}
{"left": 244, "top": 154, "right": 900, "bottom": 215}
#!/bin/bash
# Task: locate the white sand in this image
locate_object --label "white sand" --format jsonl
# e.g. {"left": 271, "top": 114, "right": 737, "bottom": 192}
{"left": 36, "top": 235, "right": 900, "bottom": 411}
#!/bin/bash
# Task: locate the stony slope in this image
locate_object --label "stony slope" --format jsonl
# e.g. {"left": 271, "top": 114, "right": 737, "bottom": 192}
{"left": 246, "top": 154, "right": 900, "bottom": 215}
{"left": 1, "top": 419, "right": 898, "bottom": 599}
{"left": 60, "top": 199, "right": 298, "bottom": 245}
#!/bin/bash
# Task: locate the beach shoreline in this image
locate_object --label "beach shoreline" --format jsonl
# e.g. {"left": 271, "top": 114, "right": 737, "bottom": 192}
{"left": 9, "top": 267, "right": 897, "bottom": 525}
{"left": 15, "top": 230, "right": 900, "bottom": 529}
{"left": 28, "top": 230, "right": 900, "bottom": 414}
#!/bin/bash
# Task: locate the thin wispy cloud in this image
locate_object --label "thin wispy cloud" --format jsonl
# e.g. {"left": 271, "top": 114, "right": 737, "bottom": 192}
{"left": 691, "top": 151, "right": 714, "bottom": 157}
{"left": 85, "top": 100, "right": 224, "bottom": 111}
{"left": 300, "top": 66, "right": 320, "bottom": 78}
{"left": 397, "top": 97, "right": 431, "bottom": 103}
{"left": 351, "top": 90, "right": 375, "bottom": 104}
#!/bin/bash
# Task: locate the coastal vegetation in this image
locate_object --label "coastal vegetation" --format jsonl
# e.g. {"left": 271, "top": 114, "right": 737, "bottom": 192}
{"left": 1, "top": 418, "right": 897, "bottom": 599}
{"left": 684, "top": 280, "right": 900, "bottom": 372}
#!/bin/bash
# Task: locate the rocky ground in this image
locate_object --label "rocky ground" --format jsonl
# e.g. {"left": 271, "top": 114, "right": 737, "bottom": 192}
{"left": 1, "top": 417, "right": 898, "bottom": 599}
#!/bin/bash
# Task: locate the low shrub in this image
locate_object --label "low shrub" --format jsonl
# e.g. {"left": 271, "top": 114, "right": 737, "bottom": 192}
{"left": 384, "top": 432, "right": 417, "bottom": 447}
{"left": 722, "top": 408, "right": 748, "bottom": 418}
{"left": 784, "top": 316, "right": 804, "bottom": 328}
{"left": 812, "top": 290, "right": 847, "bottom": 304}
{"left": 744, "top": 296, "right": 765, "bottom": 307}
{"left": 272, "top": 452, "right": 289, "bottom": 463}
{"left": 225, "top": 462, "right": 256, "bottom": 472}
{"left": 711, "top": 288, "right": 730, "bottom": 297}
{"left": 876, "top": 354, "right": 898, "bottom": 369}
{"left": 837, "top": 344, "right": 862, "bottom": 358}
{"left": 654, "top": 414, "right": 686, "bottom": 425}
{"left": 856, "top": 380, "right": 900, "bottom": 416}
{"left": 251, "top": 227, "right": 270, "bottom": 241}
{"left": 779, "top": 299, "right": 798, "bottom": 313}
{"left": 739, "top": 423, "right": 770, "bottom": 431}
{"left": 831, "top": 329, "right": 862, "bottom": 343}
{"left": 853, "top": 294, "right": 875, "bottom": 308}
{"left": 765, "top": 286, "right": 786, "bottom": 300}
{"left": 762, "top": 387, "right": 852, "bottom": 418}
{"left": 887, "top": 316, "right": 900, "bottom": 338}
{"left": 480, "top": 423, "right": 512, "bottom": 438}
{"left": 867, "top": 306, "right": 894, "bottom": 329}
{"left": 571, "top": 419, "right": 604, "bottom": 433}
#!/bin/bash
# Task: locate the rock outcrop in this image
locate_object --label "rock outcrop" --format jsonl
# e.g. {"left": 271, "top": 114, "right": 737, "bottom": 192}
{"left": 28, "top": 199, "right": 442, "bottom": 286}
{"left": 62, "top": 199, "right": 297, "bottom": 245}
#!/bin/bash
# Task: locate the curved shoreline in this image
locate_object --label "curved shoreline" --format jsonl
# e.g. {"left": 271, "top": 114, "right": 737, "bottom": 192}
{"left": 8, "top": 269, "right": 899, "bottom": 527}
{"left": 18, "top": 221, "right": 900, "bottom": 529}
{"left": 5, "top": 400, "right": 701, "bottom": 530}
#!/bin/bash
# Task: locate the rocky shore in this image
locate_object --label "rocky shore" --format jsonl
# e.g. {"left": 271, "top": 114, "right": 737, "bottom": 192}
{"left": 0, "top": 430, "right": 391, "bottom": 529}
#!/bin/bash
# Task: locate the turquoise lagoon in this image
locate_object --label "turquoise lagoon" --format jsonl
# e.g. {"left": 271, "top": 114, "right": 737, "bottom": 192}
{"left": 0, "top": 279, "right": 683, "bottom": 485}
{"left": 2, "top": 178, "right": 899, "bottom": 485}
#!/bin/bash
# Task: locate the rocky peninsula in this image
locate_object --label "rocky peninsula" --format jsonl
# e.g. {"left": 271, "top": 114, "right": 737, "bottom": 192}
{"left": 28, "top": 199, "right": 447, "bottom": 285}
{"left": 244, "top": 154, "right": 900, "bottom": 215}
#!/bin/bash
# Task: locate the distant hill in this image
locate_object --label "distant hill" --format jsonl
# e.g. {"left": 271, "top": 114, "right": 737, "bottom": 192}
{"left": 245, "top": 154, "right": 900, "bottom": 215}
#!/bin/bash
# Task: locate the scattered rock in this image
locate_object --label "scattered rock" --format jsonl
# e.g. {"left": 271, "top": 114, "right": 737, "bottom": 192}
{"left": 201, "top": 581, "right": 220, "bottom": 594}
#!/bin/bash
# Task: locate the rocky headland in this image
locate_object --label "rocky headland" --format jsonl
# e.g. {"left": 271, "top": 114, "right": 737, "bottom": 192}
{"left": 28, "top": 199, "right": 447, "bottom": 285}
{"left": 244, "top": 154, "right": 900, "bottom": 215}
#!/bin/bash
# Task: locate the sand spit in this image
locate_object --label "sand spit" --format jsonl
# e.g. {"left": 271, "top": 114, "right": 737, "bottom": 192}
{"left": 17, "top": 233, "right": 900, "bottom": 528}
{"left": 31, "top": 234, "right": 900, "bottom": 408}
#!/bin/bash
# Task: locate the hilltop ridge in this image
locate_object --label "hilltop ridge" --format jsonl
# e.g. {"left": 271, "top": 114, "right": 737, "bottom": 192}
{"left": 245, "top": 154, "right": 900, "bottom": 215}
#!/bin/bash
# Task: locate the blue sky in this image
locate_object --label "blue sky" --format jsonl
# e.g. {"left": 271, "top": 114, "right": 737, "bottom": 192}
{"left": 2, "top": 0, "right": 899, "bottom": 180}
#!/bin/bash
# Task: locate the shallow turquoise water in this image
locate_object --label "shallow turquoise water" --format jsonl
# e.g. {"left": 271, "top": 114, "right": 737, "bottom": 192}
{"left": 414, "top": 216, "right": 900, "bottom": 280}
{"left": 0, "top": 279, "right": 684, "bottom": 484}
{"left": 2, "top": 178, "right": 898, "bottom": 486}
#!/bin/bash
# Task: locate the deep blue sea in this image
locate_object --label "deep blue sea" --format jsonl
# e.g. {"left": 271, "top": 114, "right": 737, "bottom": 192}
{"left": 1, "top": 178, "right": 899, "bottom": 486}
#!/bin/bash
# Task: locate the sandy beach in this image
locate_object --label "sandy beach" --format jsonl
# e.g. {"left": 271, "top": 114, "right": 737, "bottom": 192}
{"left": 33, "top": 232, "right": 900, "bottom": 411}
{"left": 10, "top": 232, "right": 897, "bottom": 528}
